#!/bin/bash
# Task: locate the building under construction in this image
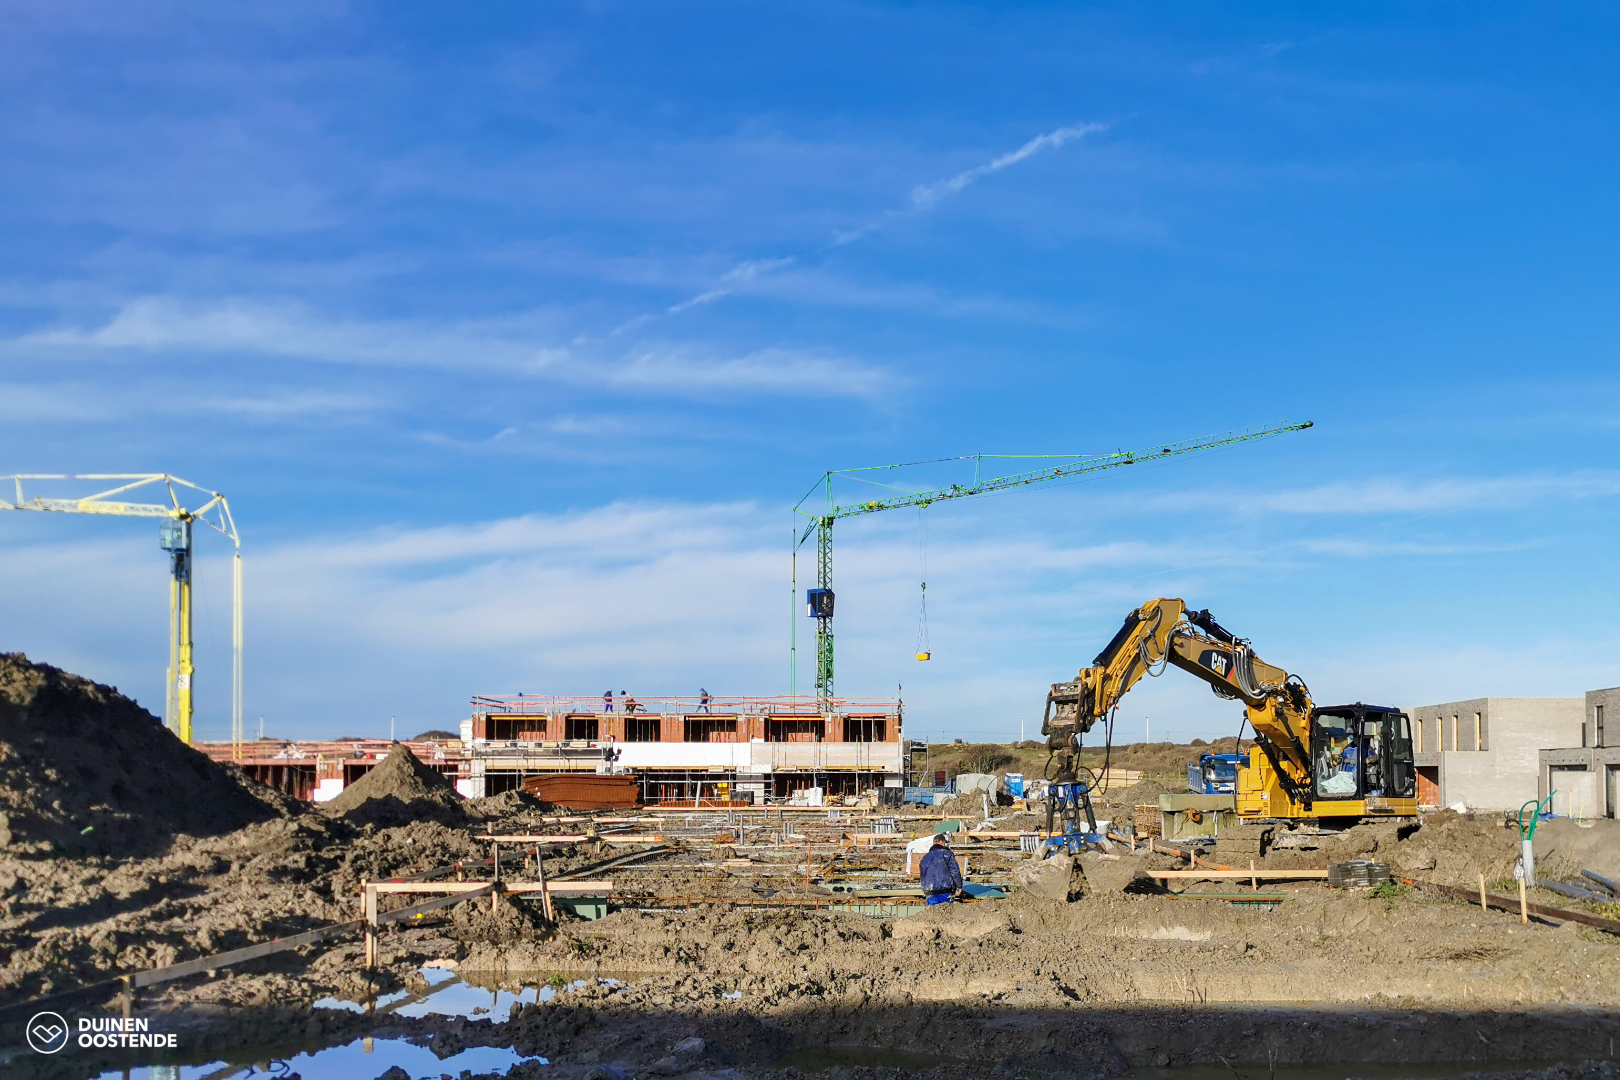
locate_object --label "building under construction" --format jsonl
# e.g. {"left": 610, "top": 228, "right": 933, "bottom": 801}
{"left": 201, "top": 693, "right": 907, "bottom": 806}
{"left": 458, "top": 694, "right": 905, "bottom": 804}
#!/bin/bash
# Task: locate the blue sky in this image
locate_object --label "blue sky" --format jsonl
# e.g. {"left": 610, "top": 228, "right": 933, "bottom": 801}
{"left": 3, "top": 2, "right": 1619, "bottom": 742}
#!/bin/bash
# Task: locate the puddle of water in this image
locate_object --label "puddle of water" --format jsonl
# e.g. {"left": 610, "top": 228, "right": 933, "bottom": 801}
{"left": 1132, "top": 1061, "right": 1573, "bottom": 1080}
{"left": 773, "top": 1045, "right": 956, "bottom": 1072}
{"left": 88, "top": 1037, "right": 547, "bottom": 1080}
{"left": 312, "top": 966, "right": 631, "bottom": 1020}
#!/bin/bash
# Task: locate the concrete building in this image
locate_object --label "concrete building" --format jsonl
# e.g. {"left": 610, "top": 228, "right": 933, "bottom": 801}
{"left": 1538, "top": 686, "right": 1620, "bottom": 819}
{"left": 1409, "top": 697, "right": 1584, "bottom": 811}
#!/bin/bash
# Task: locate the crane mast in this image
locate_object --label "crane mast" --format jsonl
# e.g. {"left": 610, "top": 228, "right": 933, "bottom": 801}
{"left": 792, "top": 421, "right": 1313, "bottom": 711}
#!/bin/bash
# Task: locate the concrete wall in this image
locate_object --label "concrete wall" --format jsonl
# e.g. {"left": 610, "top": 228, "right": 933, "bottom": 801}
{"left": 1586, "top": 687, "right": 1620, "bottom": 750}
{"left": 1408, "top": 697, "right": 1583, "bottom": 811}
{"left": 1539, "top": 745, "right": 1620, "bottom": 819}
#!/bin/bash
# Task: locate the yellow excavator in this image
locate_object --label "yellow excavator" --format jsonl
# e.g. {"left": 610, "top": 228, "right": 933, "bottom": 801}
{"left": 1044, "top": 598, "right": 1417, "bottom": 821}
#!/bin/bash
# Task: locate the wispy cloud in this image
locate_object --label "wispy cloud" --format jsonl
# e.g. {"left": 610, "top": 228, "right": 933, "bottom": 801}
{"left": 908, "top": 123, "right": 1109, "bottom": 211}
{"left": 1123, "top": 473, "right": 1620, "bottom": 517}
{"left": 648, "top": 122, "right": 1109, "bottom": 317}
{"left": 10, "top": 297, "right": 894, "bottom": 400}
{"left": 834, "top": 122, "right": 1108, "bottom": 245}
{"left": 0, "top": 379, "right": 383, "bottom": 423}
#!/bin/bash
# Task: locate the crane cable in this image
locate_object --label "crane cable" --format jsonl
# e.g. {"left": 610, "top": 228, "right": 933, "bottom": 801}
{"left": 915, "top": 506, "right": 930, "bottom": 660}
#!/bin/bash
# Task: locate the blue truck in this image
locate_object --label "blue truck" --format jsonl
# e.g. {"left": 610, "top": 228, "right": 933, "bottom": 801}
{"left": 1187, "top": 753, "right": 1242, "bottom": 794}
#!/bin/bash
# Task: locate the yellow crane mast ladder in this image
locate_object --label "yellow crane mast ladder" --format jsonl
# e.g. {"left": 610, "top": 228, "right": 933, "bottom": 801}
{"left": 1, "top": 474, "right": 242, "bottom": 755}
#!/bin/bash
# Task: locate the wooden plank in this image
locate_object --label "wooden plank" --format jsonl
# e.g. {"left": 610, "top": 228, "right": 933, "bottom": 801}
{"left": 370, "top": 880, "right": 613, "bottom": 895}
{"left": 378, "top": 885, "right": 494, "bottom": 926}
{"left": 132, "top": 919, "right": 365, "bottom": 988}
{"left": 1411, "top": 878, "right": 1620, "bottom": 935}
{"left": 475, "top": 834, "right": 664, "bottom": 845}
{"left": 1149, "top": 869, "right": 1329, "bottom": 880}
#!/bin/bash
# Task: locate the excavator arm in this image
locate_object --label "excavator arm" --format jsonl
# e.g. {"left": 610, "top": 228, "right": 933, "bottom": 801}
{"left": 1043, "top": 598, "right": 1317, "bottom": 805}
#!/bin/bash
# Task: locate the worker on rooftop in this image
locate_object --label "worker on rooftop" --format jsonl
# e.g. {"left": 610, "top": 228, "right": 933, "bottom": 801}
{"left": 604, "top": 690, "right": 614, "bottom": 712}
{"left": 920, "top": 832, "right": 963, "bottom": 905}
{"left": 699, "top": 688, "right": 711, "bottom": 714}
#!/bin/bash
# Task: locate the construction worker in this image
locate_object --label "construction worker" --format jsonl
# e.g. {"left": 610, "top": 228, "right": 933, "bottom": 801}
{"left": 699, "top": 688, "right": 711, "bottom": 714}
{"left": 604, "top": 690, "right": 614, "bottom": 713}
{"left": 920, "top": 833, "right": 963, "bottom": 905}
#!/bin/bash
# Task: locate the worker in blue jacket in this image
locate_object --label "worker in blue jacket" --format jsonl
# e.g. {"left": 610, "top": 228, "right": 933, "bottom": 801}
{"left": 920, "top": 833, "right": 963, "bottom": 905}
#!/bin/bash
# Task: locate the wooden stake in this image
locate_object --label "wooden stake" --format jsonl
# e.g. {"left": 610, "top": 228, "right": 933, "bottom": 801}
{"left": 1250, "top": 859, "right": 1258, "bottom": 890}
{"left": 536, "top": 847, "right": 555, "bottom": 922}
{"left": 1479, "top": 873, "right": 1488, "bottom": 913}
{"left": 363, "top": 884, "right": 378, "bottom": 969}
{"left": 1519, "top": 875, "right": 1529, "bottom": 924}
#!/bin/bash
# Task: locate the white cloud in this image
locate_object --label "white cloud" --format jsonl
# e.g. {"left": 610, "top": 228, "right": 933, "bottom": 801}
{"left": 1077, "top": 471, "right": 1620, "bottom": 520}
{"left": 5, "top": 487, "right": 1615, "bottom": 742}
{"left": 10, "top": 297, "right": 893, "bottom": 400}
{"left": 0, "top": 379, "right": 382, "bottom": 422}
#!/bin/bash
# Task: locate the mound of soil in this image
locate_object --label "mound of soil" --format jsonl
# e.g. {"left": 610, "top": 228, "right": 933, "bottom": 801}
{"left": 0, "top": 653, "right": 288, "bottom": 858}
{"left": 1386, "top": 809, "right": 1518, "bottom": 886}
{"left": 1097, "top": 778, "right": 1172, "bottom": 810}
{"left": 322, "top": 743, "right": 466, "bottom": 828}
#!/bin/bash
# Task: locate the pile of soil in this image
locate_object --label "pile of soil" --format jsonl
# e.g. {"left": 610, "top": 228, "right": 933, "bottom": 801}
{"left": 1386, "top": 809, "right": 1518, "bottom": 886}
{"left": 322, "top": 743, "right": 466, "bottom": 828}
{"left": 0, "top": 653, "right": 288, "bottom": 858}
{"left": 1097, "top": 778, "right": 1172, "bottom": 811}
{"left": 1533, "top": 818, "right": 1620, "bottom": 884}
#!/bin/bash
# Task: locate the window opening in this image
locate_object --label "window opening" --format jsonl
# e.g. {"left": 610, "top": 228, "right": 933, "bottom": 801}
{"left": 684, "top": 717, "right": 738, "bottom": 742}
{"left": 625, "top": 716, "right": 660, "bottom": 742}
{"left": 1314, "top": 712, "right": 1358, "bottom": 798}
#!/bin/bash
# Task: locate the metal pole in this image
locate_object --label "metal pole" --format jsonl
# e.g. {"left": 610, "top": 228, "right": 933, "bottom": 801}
{"left": 232, "top": 547, "right": 243, "bottom": 761}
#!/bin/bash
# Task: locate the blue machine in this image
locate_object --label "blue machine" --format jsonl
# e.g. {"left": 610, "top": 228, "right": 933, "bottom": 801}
{"left": 1041, "top": 778, "right": 1107, "bottom": 856}
{"left": 1187, "top": 753, "right": 1242, "bottom": 795}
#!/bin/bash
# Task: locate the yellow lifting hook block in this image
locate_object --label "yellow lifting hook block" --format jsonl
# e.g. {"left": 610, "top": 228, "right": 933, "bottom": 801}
{"left": 916, "top": 652, "right": 932, "bottom": 661}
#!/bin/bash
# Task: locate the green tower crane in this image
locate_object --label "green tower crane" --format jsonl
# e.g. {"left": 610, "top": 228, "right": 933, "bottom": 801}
{"left": 791, "top": 421, "right": 1313, "bottom": 712}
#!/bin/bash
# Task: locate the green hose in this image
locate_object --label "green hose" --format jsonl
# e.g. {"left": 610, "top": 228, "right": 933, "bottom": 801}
{"left": 1517, "top": 792, "right": 1554, "bottom": 841}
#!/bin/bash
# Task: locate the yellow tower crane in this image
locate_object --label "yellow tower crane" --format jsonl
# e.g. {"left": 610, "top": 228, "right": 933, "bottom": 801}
{"left": 1, "top": 474, "right": 242, "bottom": 753}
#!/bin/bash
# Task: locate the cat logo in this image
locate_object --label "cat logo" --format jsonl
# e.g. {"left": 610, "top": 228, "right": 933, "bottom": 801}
{"left": 1200, "top": 649, "right": 1231, "bottom": 678}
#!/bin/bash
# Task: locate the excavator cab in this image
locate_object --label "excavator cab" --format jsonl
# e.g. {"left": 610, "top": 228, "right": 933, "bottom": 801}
{"left": 1310, "top": 704, "right": 1415, "bottom": 803}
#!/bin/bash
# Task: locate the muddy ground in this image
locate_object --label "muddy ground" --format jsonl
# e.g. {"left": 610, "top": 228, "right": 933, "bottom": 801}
{"left": 4, "top": 801, "right": 1618, "bottom": 1080}
{"left": 1, "top": 659, "right": 1618, "bottom": 1080}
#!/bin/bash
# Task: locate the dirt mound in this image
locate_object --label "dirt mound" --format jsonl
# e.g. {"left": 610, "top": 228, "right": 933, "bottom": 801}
{"left": 322, "top": 743, "right": 466, "bottom": 828}
{"left": 1533, "top": 818, "right": 1620, "bottom": 883}
{"left": 1386, "top": 809, "right": 1517, "bottom": 886}
{"left": 0, "top": 653, "right": 289, "bottom": 858}
{"left": 1097, "top": 778, "right": 1172, "bottom": 811}
{"left": 465, "top": 788, "right": 543, "bottom": 821}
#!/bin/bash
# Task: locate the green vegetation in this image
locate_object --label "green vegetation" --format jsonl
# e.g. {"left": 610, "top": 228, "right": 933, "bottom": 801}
{"left": 921, "top": 736, "right": 1254, "bottom": 784}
